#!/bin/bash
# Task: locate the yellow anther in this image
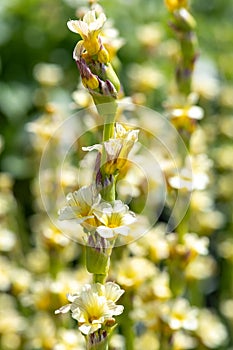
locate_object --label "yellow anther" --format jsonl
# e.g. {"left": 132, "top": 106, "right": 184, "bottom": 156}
{"left": 98, "top": 47, "right": 110, "bottom": 64}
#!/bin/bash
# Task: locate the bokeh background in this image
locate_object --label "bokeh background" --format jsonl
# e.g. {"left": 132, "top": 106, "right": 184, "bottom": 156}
{"left": 0, "top": 0, "right": 233, "bottom": 349}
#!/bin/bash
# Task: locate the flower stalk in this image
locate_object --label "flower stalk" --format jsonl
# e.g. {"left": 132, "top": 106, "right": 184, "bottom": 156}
{"left": 56, "top": 7, "right": 139, "bottom": 349}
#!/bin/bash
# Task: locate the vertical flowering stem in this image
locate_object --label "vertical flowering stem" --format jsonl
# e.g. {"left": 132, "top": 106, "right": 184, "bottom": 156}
{"left": 96, "top": 100, "right": 118, "bottom": 202}
{"left": 166, "top": 2, "right": 198, "bottom": 97}
{"left": 62, "top": 8, "right": 138, "bottom": 350}
{"left": 93, "top": 99, "right": 118, "bottom": 142}
{"left": 163, "top": 1, "right": 202, "bottom": 302}
{"left": 164, "top": 0, "right": 199, "bottom": 235}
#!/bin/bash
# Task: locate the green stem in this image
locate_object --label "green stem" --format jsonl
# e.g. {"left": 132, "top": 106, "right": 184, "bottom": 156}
{"left": 100, "top": 175, "right": 116, "bottom": 202}
{"left": 177, "top": 202, "right": 190, "bottom": 242}
{"left": 171, "top": 9, "right": 198, "bottom": 97}
{"left": 103, "top": 120, "right": 115, "bottom": 142}
{"left": 93, "top": 274, "right": 107, "bottom": 284}
{"left": 49, "top": 248, "right": 63, "bottom": 279}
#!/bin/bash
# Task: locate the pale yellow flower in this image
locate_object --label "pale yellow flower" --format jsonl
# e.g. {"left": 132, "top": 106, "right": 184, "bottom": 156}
{"left": 160, "top": 298, "right": 198, "bottom": 331}
{"left": 169, "top": 154, "right": 212, "bottom": 191}
{"left": 130, "top": 225, "right": 170, "bottom": 262}
{"left": 135, "top": 331, "right": 160, "bottom": 350}
{"left": 54, "top": 329, "right": 85, "bottom": 350}
{"left": 170, "top": 104, "right": 204, "bottom": 121}
{"left": 172, "top": 331, "right": 197, "bottom": 350}
{"left": 93, "top": 200, "right": 136, "bottom": 239}
{"left": 0, "top": 228, "right": 16, "bottom": 252}
{"left": 115, "top": 257, "right": 156, "bottom": 289}
{"left": 183, "top": 232, "right": 209, "bottom": 256}
{"left": 127, "top": 64, "right": 164, "bottom": 92}
{"left": 58, "top": 185, "right": 100, "bottom": 231}
{"left": 33, "top": 63, "right": 63, "bottom": 86}
{"left": 166, "top": 93, "right": 203, "bottom": 133}
{"left": 109, "top": 334, "right": 126, "bottom": 350}
{"left": 196, "top": 309, "right": 228, "bottom": 348}
{"left": 218, "top": 238, "right": 233, "bottom": 261}
{"left": 83, "top": 123, "right": 139, "bottom": 175}
{"left": 130, "top": 297, "right": 161, "bottom": 330}
{"left": 67, "top": 10, "right": 106, "bottom": 57}
{"left": 152, "top": 271, "right": 172, "bottom": 300}
{"left": 27, "top": 313, "right": 56, "bottom": 349}
{"left": 95, "top": 281, "right": 125, "bottom": 302}
{"left": 55, "top": 282, "right": 124, "bottom": 335}
{"left": 220, "top": 299, "right": 233, "bottom": 320}
{"left": 185, "top": 255, "right": 216, "bottom": 280}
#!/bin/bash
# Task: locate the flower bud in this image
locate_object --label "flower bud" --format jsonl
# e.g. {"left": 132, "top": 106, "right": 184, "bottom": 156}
{"left": 85, "top": 74, "right": 99, "bottom": 90}
{"left": 98, "top": 46, "right": 110, "bottom": 64}
{"left": 85, "top": 234, "right": 110, "bottom": 275}
{"left": 165, "top": 0, "right": 188, "bottom": 12}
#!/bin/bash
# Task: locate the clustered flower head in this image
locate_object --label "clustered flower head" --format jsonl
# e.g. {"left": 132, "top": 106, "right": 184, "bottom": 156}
{"left": 68, "top": 10, "right": 108, "bottom": 61}
{"left": 55, "top": 282, "right": 124, "bottom": 335}
{"left": 67, "top": 9, "right": 120, "bottom": 100}
{"left": 83, "top": 123, "right": 139, "bottom": 177}
{"left": 58, "top": 185, "right": 101, "bottom": 231}
{"left": 59, "top": 186, "right": 136, "bottom": 240}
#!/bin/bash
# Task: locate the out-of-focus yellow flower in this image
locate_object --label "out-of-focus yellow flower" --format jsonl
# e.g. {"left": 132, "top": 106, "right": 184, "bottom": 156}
{"left": 165, "top": 93, "right": 203, "bottom": 133}
{"left": 169, "top": 154, "right": 212, "bottom": 191}
{"left": 27, "top": 313, "right": 57, "bottom": 350}
{"left": 190, "top": 191, "right": 213, "bottom": 212}
{"left": 152, "top": 272, "right": 172, "bottom": 300}
{"left": 136, "top": 23, "right": 163, "bottom": 50}
{"left": 55, "top": 282, "right": 124, "bottom": 335}
{"left": 214, "top": 145, "right": 233, "bottom": 171}
{"left": 196, "top": 309, "right": 228, "bottom": 348}
{"left": 185, "top": 255, "right": 216, "bottom": 280}
{"left": 33, "top": 63, "right": 63, "bottom": 86}
{"left": 135, "top": 331, "right": 160, "bottom": 350}
{"left": 40, "top": 221, "right": 70, "bottom": 249}
{"left": 172, "top": 330, "right": 197, "bottom": 350}
{"left": 54, "top": 329, "right": 85, "bottom": 350}
{"left": 10, "top": 267, "right": 32, "bottom": 295}
{"left": 0, "top": 256, "right": 12, "bottom": 291}
{"left": 169, "top": 104, "right": 204, "bottom": 133}
{"left": 0, "top": 228, "right": 16, "bottom": 252}
{"left": 0, "top": 295, "right": 26, "bottom": 335}
{"left": 220, "top": 299, "right": 233, "bottom": 321}
{"left": 196, "top": 210, "right": 225, "bottom": 233}
{"left": 114, "top": 257, "right": 156, "bottom": 289}
{"left": 164, "top": 0, "right": 188, "bottom": 12}
{"left": 183, "top": 232, "right": 209, "bottom": 257}
{"left": 131, "top": 297, "right": 161, "bottom": 330}
{"left": 109, "top": 333, "right": 126, "bottom": 350}
{"left": 127, "top": 64, "right": 164, "bottom": 92}
{"left": 218, "top": 238, "right": 233, "bottom": 262}
{"left": 132, "top": 226, "right": 170, "bottom": 262}
{"left": 27, "top": 104, "right": 64, "bottom": 151}
{"left": 160, "top": 298, "right": 198, "bottom": 331}
{"left": 72, "top": 86, "right": 93, "bottom": 108}
{"left": 67, "top": 10, "right": 107, "bottom": 57}
{"left": 0, "top": 172, "right": 13, "bottom": 192}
